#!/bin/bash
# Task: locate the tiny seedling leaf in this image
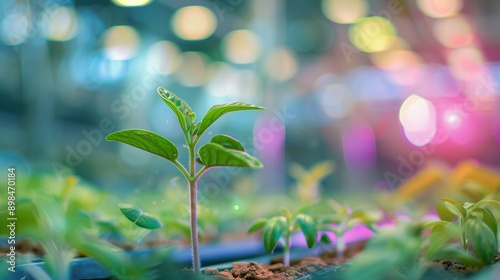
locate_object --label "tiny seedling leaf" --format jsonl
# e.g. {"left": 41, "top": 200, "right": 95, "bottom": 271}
{"left": 440, "top": 197, "right": 457, "bottom": 205}
{"left": 296, "top": 214, "right": 317, "bottom": 248}
{"left": 437, "top": 203, "right": 454, "bottom": 222}
{"left": 248, "top": 218, "right": 267, "bottom": 234}
{"left": 442, "top": 201, "right": 466, "bottom": 219}
{"left": 210, "top": 135, "right": 245, "bottom": 151}
{"left": 198, "top": 143, "right": 263, "bottom": 168}
{"left": 119, "top": 204, "right": 163, "bottom": 230}
{"left": 470, "top": 199, "right": 500, "bottom": 212}
{"left": 423, "top": 220, "right": 453, "bottom": 230}
{"left": 280, "top": 208, "right": 292, "bottom": 221}
{"left": 320, "top": 233, "right": 332, "bottom": 244}
{"left": 157, "top": 87, "right": 195, "bottom": 134}
{"left": 262, "top": 217, "right": 287, "bottom": 252}
{"left": 106, "top": 130, "right": 178, "bottom": 163}
{"left": 465, "top": 216, "right": 497, "bottom": 265}
{"left": 196, "top": 102, "right": 265, "bottom": 137}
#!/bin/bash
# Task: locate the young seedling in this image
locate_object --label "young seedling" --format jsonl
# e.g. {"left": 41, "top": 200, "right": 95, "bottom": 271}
{"left": 318, "top": 199, "right": 380, "bottom": 259}
{"left": 247, "top": 208, "right": 317, "bottom": 267}
{"left": 289, "top": 161, "right": 334, "bottom": 202}
{"left": 0, "top": 176, "right": 143, "bottom": 280}
{"left": 347, "top": 222, "right": 424, "bottom": 280}
{"left": 424, "top": 197, "right": 500, "bottom": 268}
{"left": 106, "top": 87, "right": 264, "bottom": 272}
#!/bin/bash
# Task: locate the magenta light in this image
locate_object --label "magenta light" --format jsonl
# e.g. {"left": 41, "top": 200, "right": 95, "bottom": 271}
{"left": 341, "top": 121, "right": 377, "bottom": 170}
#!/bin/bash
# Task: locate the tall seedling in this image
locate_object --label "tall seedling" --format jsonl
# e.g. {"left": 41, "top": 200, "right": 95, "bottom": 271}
{"left": 106, "top": 87, "right": 265, "bottom": 272}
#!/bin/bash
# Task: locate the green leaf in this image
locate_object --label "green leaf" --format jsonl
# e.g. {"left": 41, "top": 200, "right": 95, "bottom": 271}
{"left": 430, "top": 245, "right": 483, "bottom": 267}
{"left": 262, "top": 216, "right": 287, "bottom": 252}
{"left": 470, "top": 199, "right": 500, "bottom": 212}
{"left": 210, "top": 135, "right": 245, "bottom": 151}
{"left": 157, "top": 87, "right": 195, "bottom": 134}
{"left": 195, "top": 102, "right": 265, "bottom": 137}
{"left": 319, "top": 214, "right": 343, "bottom": 224}
{"left": 119, "top": 204, "right": 163, "bottom": 230}
{"left": 248, "top": 218, "right": 267, "bottom": 234}
{"left": 347, "top": 250, "right": 400, "bottom": 280}
{"left": 442, "top": 201, "right": 466, "bottom": 219}
{"left": 440, "top": 197, "right": 457, "bottom": 204}
{"left": 198, "top": 143, "right": 263, "bottom": 168}
{"left": 465, "top": 217, "right": 497, "bottom": 265}
{"left": 0, "top": 198, "right": 42, "bottom": 238}
{"left": 320, "top": 234, "right": 332, "bottom": 244}
{"left": 423, "top": 220, "right": 453, "bottom": 230}
{"left": 474, "top": 208, "right": 497, "bottom": 238}
{"left": 437, "top": 203, "right": 454, "bottom": 222}
{"left": 296, "top": 214, "right": 317, "bottom": 248}
{"left": 106, "top": 129, "right": 178, "bottom": 163}
{"left": 280, "top": 208, "right": 292, "bottom": 221}
{"left": 70, "top": 236, "right": 131, "bottom": 276}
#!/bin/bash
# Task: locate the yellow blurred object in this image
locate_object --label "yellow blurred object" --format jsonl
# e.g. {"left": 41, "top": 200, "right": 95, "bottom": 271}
{"left": 290, "top": 161, "right": 335, "bottom": 201}
{"left": 61, "top": 176, "right": 78, "bottom": 200}
{"left": 322, "top": 0, "right": 368, "bottom": 24}
{"left": 103, "top": 25, "right": 140, "bottom": 60}
{"left": 172, "top": 6, "right": 217, "bottom": 41}
{"left": 452, "top": 160, "right": 500, "bottom": 195}
{"left": 112, "top": 0, "right": 152, "bottom": 7}
{"left": 395, "top": 164, "right": 448, "bottom": 203}
{"left": 348, "top": 16, "right": 397, "bottom": 53}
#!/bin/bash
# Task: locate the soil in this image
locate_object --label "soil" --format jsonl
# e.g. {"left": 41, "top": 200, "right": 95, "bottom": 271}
{"left": 204, "top": 242, "right": 500, "bottom": 280}
{"left": 203, "top": 241, "right": 365, "bottom": 280}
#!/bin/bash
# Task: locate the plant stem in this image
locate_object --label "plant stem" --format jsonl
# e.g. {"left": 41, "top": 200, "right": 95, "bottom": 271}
{"left": 189, "top": 179, "right": 200, "bottom": 272}
{"left": 188, "top": 143, "right": 201, "bottom": 272}
{"left": 283, "top": 234, "right": 291, "bottom": 267}
{"left": 336, "top": 235, "right": 344, "bottom": 259}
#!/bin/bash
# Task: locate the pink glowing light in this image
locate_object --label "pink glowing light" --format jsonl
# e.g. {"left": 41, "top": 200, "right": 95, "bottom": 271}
{"left": 399, "top": 95, "right": 437, "bottom": 146}
{"left": 443, "top": 110, "right": 462, "bottom": 130}
{"left": 341, "top": 121, "right": 377, "bottom": 170}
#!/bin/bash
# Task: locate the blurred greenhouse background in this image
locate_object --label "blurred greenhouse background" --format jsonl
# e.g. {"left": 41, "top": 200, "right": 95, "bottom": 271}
{"left": 1, "top": 0, "right": 500, "bottom": 197}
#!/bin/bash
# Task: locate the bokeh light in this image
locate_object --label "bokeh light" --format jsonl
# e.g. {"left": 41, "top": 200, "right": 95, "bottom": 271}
{"left": 433, "top": 15, "right": 473, "bottom": 48}
{"left": 41, "top": 6, "right": 79, "bottom": 42}
{"left": 146, "top": 41, "right": 182, "bottom": 75}
{"left": 371, "top": 50, "right": 424, "bottom": 85}
{"left": 322, "top": 0, "right": 368, "bottom": 24}
{"left": 264, "top": 47, "right": 298, "bottom": 81}
{"left": 447, "top": 46, "right": 485, "bottom": 80}
{"left": 111, "top": 0, "right": 152, "bottom": 7}
{"left": 0, "top": 13, "right": 31, "bottom": 45}
{"left": 172, "top": 6, "right": 217, "bottom": 41}
{"left": 349, "top": 17, "right": 397, "bottom": 53}
{"left": 318, "top": 84, "right": 354, "bottom": 119}
{"left": 417, "top": 0, "right": 463, "bottom": 18}
{"left": 443, "top": 110, "right": 462, "bottom": 130}
{"left": 223, "top": 30, "right": 262, "bottom": 64}
{"left": 399, "top": 94, "right": 437, "bottom": 146}
{"left": 206, "top": 63, "right": 258, "bottom": 100}
{"left": 176, "top": 51, "right": 210, "bottom": 87}
{"left": 103, "top": 26, "right": 140, "bottom": 60}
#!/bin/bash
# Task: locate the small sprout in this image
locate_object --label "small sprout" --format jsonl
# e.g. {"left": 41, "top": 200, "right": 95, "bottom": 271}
{"left": 248, "top": 207, "right": 317, "bottom": 267}
{"left": 424, "top": 198, "right": 500, "bottom": 267}
{"left": 318, "top": 199, "right": 381, "bottom": 259}
{"left": 119, "top": 203, "right": 163, "bottom": 230}
{"left": 289, "top": 161, "right": 334, "bottom": 202}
